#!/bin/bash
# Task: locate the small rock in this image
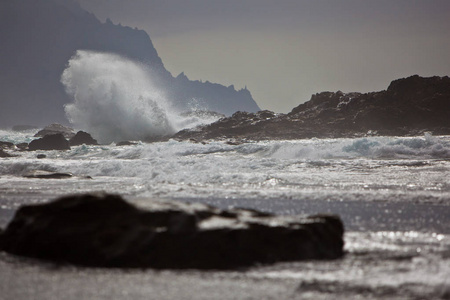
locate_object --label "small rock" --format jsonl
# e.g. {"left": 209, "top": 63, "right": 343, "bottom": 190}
{"left": 23, "top": 170, "right": 73, "bottom": 179}
{"left": 34, "top": 124, "right": 75, "bottom": 139}
{"left": 69, "top": 131, "right": 98, "bottom": 146}
{"left": 28, "top": 134, "right": 70, "bottom": 151}
{"left": 0, "top": 149, "right": 14, "bottom": 158}
{"left": 0, "top": 141, "right": 14, "bottom": 149}
{"left": 116, "top": 141, "right": 138, "bottom": 146}
{"left": 36, "top": 154, "right": 46, "bottom": 159}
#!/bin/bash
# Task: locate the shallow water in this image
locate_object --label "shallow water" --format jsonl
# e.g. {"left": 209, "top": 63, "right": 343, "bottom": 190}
{"left": 1, "top": 132, "right": 450, "bottom": 299}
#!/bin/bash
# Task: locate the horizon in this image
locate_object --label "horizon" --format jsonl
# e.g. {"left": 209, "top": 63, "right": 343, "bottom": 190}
{"left": 75, "top": 0, "right": 450, "bottom": 113}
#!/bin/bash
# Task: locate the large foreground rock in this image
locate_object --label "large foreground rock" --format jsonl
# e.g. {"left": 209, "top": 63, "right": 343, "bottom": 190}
{"left": 28, "top": 134, "right": 70, "bottom": 151}
{"left": 0, "top": 194, "right": 344, "bottom": 269}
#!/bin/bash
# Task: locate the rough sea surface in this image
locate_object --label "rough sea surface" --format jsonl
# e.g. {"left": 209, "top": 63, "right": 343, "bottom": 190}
{"left": 1, "top": 130, "right": 450, "bottom": 299}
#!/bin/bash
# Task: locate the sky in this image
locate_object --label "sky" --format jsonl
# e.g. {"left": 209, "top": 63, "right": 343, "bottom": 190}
{"left": 76, "top": 0, "right": 450, "bottom": 113}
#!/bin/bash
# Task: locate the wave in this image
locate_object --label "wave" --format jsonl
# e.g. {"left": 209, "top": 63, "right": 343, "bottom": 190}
{"left": 61, "top": 50, "right": 220, "bottom": 143}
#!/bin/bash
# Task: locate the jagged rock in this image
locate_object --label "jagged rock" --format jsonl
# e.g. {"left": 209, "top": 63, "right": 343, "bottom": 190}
{"left": 0, "top": 141, "right": 14, "bottom": 149}
{"left": 28, "top": 134, "right": 70, "bottom": 151}
{"left": 173, "top": 75, "right": 450, "bottom": 141}
{"left": 0, "top": 193, "right": 344, "bottom": 269}
{"left": 34, "top": 124, "right": 75, "bottom": 139}
{"left": 23, "top": 170, "right": 73, "bottom": 179}
{"left": 69, "top": 131, "right": 98, "bottom": 146}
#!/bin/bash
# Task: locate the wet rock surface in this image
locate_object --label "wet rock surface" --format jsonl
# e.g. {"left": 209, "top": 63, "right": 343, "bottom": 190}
{"left": 0, "top": 141, "right": 14, "bottom": 149}
{"left": 0, "top": 194, "right": 344, "bottom": 269}
{"left": 174, "top": 75, "right": 450, "bottom": 141}
{"left": 28, "top": 133, "right": 71, "bottom": 151}
{"left": 69, "top": 131, "right": 98, "bottom": 146}
{"left": 34, "top": 124, "right": 75, "bottom": 139}
{"left": 0, "top": 149, "right": 14, "bottom": 157}
{"left": 23, "top": 170, "right": 74, "bottom": 179}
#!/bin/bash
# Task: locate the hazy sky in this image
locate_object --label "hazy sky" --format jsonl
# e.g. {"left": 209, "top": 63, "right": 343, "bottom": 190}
{"left": 76, "top": 0, "right": 450, "bottom": 112}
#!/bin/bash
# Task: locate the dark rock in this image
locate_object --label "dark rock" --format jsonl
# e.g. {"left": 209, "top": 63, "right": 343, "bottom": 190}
{"left": 0, "top": 141, "right": 14, "bottom": 149}
{"left": 69, "top": 131, "right": 98, "bottom": 146}
{"left": 116, "top": 141, "right": 138, "bottom": 146}
{"left": 28, "top": 134, "right": 70, "bottom": 151}
{"left": 12, "top": 125, "right": 38, "bottom": 131}
{"left": 173, "top": 75, "right": 450, "bottom": 141}
{"left": 36, "top": 154, "right": 46, "bottom": 159}
{"left": 15, "top": 143, "right": 29, "bottom": 151}
{"left": 0, "top": 149, "right": 14, "bottom": 158}
{"left": 23, "top": 170, "right": 73, "bottom": 179}
{"left": 0, "top": 193, "right": 344, "bottom": 269}
{"left": 34, "top": 124, "right": 75, "bottom": 139}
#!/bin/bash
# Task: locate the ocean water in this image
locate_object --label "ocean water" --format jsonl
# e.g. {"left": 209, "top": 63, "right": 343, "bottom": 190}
{"left": 1, "top": 130, "right": 450, "bottom": 299}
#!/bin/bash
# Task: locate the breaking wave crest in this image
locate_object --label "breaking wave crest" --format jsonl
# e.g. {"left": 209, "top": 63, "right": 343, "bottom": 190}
{"left": 61, "top": 50, "right": 219, "bottom": 143}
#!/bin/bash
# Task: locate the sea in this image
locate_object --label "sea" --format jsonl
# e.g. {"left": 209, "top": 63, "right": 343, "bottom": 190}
{"left": 1, "top": 128, "right": 450, "bottom": 299}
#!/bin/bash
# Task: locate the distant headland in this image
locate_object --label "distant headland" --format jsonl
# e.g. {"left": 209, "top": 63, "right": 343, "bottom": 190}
{"left": 174, "top": 75, "right": 450, "bottom": 142}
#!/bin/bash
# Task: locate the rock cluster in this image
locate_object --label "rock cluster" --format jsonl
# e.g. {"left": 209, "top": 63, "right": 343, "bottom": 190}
{"left": 28, "top": 133, "right": 71, "bottom": 151}
{"left": 0, "top": 194, "right": 344, "bottom": 269}
{"left": 174, "top": 75, "right": 450, "bottom": 141}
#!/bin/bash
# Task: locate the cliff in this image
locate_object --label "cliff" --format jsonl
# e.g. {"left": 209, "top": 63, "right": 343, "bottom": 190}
{"left": 173, "top": 75, "right": 450, "bottom": 141}
{"left": 0, "top": 0, "right": 259, "bottom": 127}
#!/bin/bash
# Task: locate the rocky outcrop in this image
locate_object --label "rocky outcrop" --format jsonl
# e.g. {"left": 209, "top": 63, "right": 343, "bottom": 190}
{"left": 0, "top": 193, "right": 344, "bottom": 269}
{"left": 174, "top": 75, "right": 450, "bottom": 141}
{"left": 34, "top": 124, "right": 75, "bottom": 139}
{"left": 69, "top": 131, "right": 98, "bottom": 146}
{"left": 0, "top": 141, "right": 14, "bottom": 149}
{"left": 28, "top": 134, "right": 71, "bottom": 151}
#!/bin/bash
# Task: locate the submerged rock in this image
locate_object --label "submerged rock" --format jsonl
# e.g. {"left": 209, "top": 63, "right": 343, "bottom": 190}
{"left": 23, "top": 170, "right": 73, "bottom": 179}
{"left": 0, "top": 194, "right": 344, "bottom": 269}
{"left": 28, "top": 134, "right": 70, "bottom": 151}
{"left": 69, "top": 131, "right": 98, "bottom": 146}
{"left": 34, "top": 124, "right": 75, "bottom": 139}
{"left": 0, "top": 149, "right": 14, "bottom": 158}
{"left": 116, "top": 141, "right": 138, "bottom": 146}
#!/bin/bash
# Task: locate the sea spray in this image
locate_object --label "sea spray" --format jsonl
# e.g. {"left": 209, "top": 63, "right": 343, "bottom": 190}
{"left": 61, "top": 50, "right": 218, "bottom": 143}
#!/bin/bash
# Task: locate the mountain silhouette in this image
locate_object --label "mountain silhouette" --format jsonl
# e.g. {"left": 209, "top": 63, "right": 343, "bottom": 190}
{"left": 0, "top": 0, "right": 260, "bottom": 127}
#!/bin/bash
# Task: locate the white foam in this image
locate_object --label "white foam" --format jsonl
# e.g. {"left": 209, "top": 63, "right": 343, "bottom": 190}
{"left": 61, "top": 51, "right": 221, "bottom": 143}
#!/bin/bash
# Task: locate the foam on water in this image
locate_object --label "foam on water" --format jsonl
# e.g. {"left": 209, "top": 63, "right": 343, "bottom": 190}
{"left": 1, "top": 133, "right": 449, "bottom": 202}
{"left": 61, "top": 51, "right": 221, "bottom": 143}
{"left": 1, "top": 134, "right": 450, "bottom": 298}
